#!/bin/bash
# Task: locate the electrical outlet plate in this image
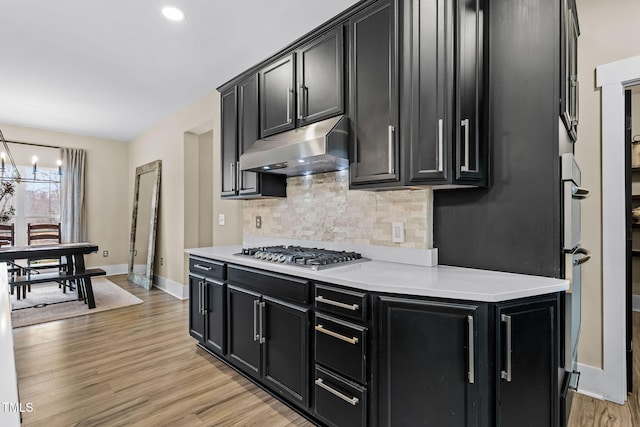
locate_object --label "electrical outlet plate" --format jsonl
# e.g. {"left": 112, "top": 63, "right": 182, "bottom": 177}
{"left": 102, "top": 250, "right": 109, "bottom": 257}
{"left": 392, "top": 222, "right": 405, "bottom": 243}
{"left": 218, "top": 213, "right": 225, "bottom": 225}
{"left": 256, "top": 216, "right": 262, "bottom": 229}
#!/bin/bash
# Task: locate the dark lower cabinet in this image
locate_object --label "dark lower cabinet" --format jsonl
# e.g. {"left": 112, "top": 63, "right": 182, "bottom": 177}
{"left": 190, "top": 256, "right": 562, "bottom": 427}
{"left": 190, "top": 269, "right": 225, "bottom": 357}
{"left": 226, "top": 284, "right": 310, "bottom": 408}
{"left": 496, "top": 297, "right": 558, "bottom": 427}
{"left": 227, "top": 285, "right": 261, "bottom": 376}
{"left": 188, "top": 274, "right": 205, "bottom": 342}
{"left": 378, "top": 297, "right": 480, "bottom": 427}
{"left": 262, "top": 296, "right": 309, "bottom": 407}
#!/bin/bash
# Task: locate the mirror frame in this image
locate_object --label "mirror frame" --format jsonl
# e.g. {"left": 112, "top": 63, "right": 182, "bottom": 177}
{"left": 128, "top": 160, "right": 161, "bottom": 289}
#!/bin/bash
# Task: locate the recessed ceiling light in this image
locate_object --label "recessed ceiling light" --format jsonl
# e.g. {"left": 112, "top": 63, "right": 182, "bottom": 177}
{"left": 162, "top": 6, "right": 185, "bottom": 21}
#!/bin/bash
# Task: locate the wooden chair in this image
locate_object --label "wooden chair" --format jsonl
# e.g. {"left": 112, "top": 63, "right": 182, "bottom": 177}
{"left": 27, "top": 223, "right": 69, "bottom": 293}
{"left": 0, "top": 223, "right": 21, "bottom": 295}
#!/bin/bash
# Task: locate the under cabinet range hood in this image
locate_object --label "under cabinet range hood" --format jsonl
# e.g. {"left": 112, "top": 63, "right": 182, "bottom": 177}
{"left": 239, "top": 115, "right": 348, "bottom": 177}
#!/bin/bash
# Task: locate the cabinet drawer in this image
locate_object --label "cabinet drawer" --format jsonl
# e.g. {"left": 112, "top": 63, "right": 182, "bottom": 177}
{"left": 189, "top": 257, "right": 225, "bottom": 280}
{"left": 227, "top": 265, "right": 309, "bottom": 304}
{"left": 314, "top": 313, "right": 366, "bottom": 384}
{"left": 314, "top": 365, "right": 366, "bottom": 427}
{"left": 315, "top": 284, "right": 367, "bottom": 322}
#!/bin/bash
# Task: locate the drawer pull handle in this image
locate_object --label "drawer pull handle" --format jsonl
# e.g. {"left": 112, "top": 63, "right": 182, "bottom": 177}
{"left": 193, "top": 264, "right": 213, "bottom": 271}
{"left": 315, "top": 378, "right": 359, "bottom": 406}
{"left": 316, "top": 295, "right": 359, "bottom": 311}
{"left": 315, "top": 324, "right": 359, "bottom": 345}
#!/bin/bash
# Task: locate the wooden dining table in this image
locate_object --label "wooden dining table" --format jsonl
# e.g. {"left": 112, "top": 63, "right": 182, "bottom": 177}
{"left": 0, "top": 242, "right": 106, "bottom": 309}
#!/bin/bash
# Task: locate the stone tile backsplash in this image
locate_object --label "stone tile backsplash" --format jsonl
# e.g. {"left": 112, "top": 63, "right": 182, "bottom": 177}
{"left": 243, "top": 170, "right": 433, "bottom": 249}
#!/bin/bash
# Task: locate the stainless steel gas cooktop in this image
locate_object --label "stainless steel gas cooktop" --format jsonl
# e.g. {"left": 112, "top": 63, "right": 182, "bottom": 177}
{"left": 234, "top": 245, "right": 369, "bottom": 271}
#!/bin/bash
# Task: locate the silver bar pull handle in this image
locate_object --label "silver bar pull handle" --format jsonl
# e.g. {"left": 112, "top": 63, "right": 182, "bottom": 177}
{"left": 468, "top": 315, "right": 475, "bottom": 384}
{"left": 572, "top": 186, "right": 590, "bottom": 199}
{"left": 286, "top": 88, "right": 293, "bottom": 123}
{"left": 576, "top": 78, "right": 579, "bottom": 127}
{"left": 297, "top": 85, "right": 303, "bottom": 120}
{"left": 315, "top": 378, "right": 359, "bottom": 405}
{"left": 316, "top": 295, "right": 359, "bottom": 311}
{"left": 461, "top": 119, "right": 470, "bottom": 172}
{"left": 198, "top": 281, "right": 203, "bottom": 315}
{"left": 303, "top": 86, "right": 308, "bottom": 119}
{"left": 388, "top": 125, "right": 395, "bottom": 174}
{"left": 193, "top": 264, "right": 212, "bottom": 271}
{"left": 230, "top": 162, "right": 236, "bottom": 192}
{"left": 201, "top": 281, "right": 207, "bottom": 314}
{"left": 259, "top": 302, "right": 266, "bottom": 344}
{"left": 237, "top": 161, "right": 242, "bottom": 191}
{"left": 253, "top": 300, "right": 259, "bottom": 342}
{"left": 438, "top": 119, "right": 444, "bottom": 172}
{"left": 315, "top": 324, "right": 359, "bottom": 345}
{"left": 501, "top": 314, "right": 512, "bottom": 382}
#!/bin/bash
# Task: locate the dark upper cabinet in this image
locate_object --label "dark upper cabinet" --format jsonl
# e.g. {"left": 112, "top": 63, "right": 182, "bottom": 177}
{"left": 220, "top": 87, "right": 238, "bottom": 197}
{"left": 220, "top": 76, "right": 286, "bottom": 200}
{"left": 260, "top": 54, "right": 296, "bottom": 138}
{"left": 238, "top": 75, "right": 259, "bottom": 195}
{"left": 560, "top": 0, "right": 579, "bottom": 141}
{"left": 297, "top": 26, "right": 344, "bottom": 126}
{"left": 496, "top": 296, "right": 558, "bottom": 427}
{"left": 407, "top": 0, "right": 486, "bottom": 186}
{"left": 378, "top": 296, "right": 480, "bottom": 427}
{"left": 349, "top": 0, "right": 400, "bottom": 186}
{"left": 350, "top": 0, "right": 486, "bottom": 189}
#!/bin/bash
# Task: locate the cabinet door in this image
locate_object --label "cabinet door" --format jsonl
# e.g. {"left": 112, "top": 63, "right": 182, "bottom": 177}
{"left": 204, "top": 278, "right": 225, "bottom": 356}
{"left": 188, "top": 275, "right": 205, "bottom": 342}
{"left": 260, "top": 54, "right": 296, "bottom": 137}
{"left": 261, "top": 296, "right": 310, "bottom": 408}
{"left": 227, "top": 285, "right": 261, "bottom": 377}
{"left": 496, "top": 298, "right": 558, "bottom": 427}
{"left": 238, "top": 74, "right": 259, "bottom": 195}
{"left": 349, "top": 0, "right": 399, "bottom": 185}
{"left": 455, "top": 0, "right": 485, "bottom": 182}
{"left": 560, "top": 0, "right": 579, "bottom": 141}
{"left": 379, "top": 297, "right": 479, "bottom": 427}
{"left": 221, "top": 86, "right": 238, "bottom": 196}
{"left": 297, "top": 26, "right": 344, "bottom": 126}
{"left": 407, "top": 0, "right": 451, "bottom": 183}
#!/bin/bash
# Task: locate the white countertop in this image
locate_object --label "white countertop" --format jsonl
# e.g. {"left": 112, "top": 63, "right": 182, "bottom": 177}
{"left": 0, "top": 263, "right": 21, "bottom": 427}
{"left": 186, "top": 246, "right": 569, "bottom": 302}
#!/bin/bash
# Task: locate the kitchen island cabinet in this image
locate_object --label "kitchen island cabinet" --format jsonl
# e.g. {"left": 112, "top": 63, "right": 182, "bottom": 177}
{"left": 186, "top": 247, "right": 568, "bottom": 427}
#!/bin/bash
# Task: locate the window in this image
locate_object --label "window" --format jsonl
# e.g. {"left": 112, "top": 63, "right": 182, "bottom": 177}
{"left": 9, "top": 166, "right": 60, "bottom": 246}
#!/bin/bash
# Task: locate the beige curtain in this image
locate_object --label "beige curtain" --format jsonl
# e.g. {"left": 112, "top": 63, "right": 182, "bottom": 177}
{"left": 59, "top": 148, "right": 86, "bottom": 243}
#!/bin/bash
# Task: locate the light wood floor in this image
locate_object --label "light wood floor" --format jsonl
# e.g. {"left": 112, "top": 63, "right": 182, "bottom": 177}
{"left": 567, "top": 311, "right": 640, "bottom": 427}
{"left": 12, "top": 276, "right": 640, "bottom": 426}
{"left": 13, "top": 275, "right": 315, "bottom": 426}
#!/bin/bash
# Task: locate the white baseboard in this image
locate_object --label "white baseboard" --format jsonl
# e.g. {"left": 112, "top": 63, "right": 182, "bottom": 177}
{"left": 576, "top": 363, "right": 605, "bottom": 400}
{"left": 153, "top": 275, "right": 187, "bottom": 300}
{"left": 633, "top": 295, "right": 640, "bottom": 312}
{"left": 98, "top": 264, "right": 128, "bottom": 276}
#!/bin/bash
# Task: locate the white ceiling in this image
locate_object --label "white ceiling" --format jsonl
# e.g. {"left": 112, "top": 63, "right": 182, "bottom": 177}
{"left": 0, "top": 0, "right": 359, "bottom": 142}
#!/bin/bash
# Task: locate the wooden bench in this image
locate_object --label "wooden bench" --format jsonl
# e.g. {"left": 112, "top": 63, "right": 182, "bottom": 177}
{"left": 11, "top": 268, "right": 106, "bottom": 309}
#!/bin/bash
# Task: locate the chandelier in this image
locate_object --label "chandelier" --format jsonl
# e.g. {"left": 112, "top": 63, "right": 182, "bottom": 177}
{"left": 0, "top": 129, "right": 61, "bottom": 183}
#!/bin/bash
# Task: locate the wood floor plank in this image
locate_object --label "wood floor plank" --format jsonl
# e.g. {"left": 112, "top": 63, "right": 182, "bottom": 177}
{"left": 13, "top": 275, "right": 313, "bottom": 426}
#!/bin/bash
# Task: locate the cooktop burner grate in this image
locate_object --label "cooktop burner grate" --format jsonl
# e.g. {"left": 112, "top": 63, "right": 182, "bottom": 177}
{"left": 234, "top": 245, "right": 369, "bottom": 270}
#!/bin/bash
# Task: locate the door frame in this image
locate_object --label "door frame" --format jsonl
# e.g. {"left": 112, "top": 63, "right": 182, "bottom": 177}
{"left": 596, "top": 54, "right": 640, "bottom": 404}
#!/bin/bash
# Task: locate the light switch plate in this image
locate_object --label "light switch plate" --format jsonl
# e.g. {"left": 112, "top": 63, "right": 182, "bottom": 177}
{"left": 218, "top": 213, "right": 225, "bottom": 225}
{"left": 392, "top": 222, "right": 405, "bottom": 243}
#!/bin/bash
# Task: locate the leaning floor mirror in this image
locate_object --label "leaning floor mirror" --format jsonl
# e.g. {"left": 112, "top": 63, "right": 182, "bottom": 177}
{"left": 128, "top": 160, "right": 161, "bottom": 289}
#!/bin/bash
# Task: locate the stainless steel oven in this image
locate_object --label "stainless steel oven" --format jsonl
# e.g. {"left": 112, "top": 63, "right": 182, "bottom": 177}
{"left": 561, "top": 153, "right": 590, "bottom": 424}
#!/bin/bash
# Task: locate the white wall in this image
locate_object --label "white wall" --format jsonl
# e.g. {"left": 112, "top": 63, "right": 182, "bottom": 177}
{"left": 0, "top": 124, "right": 129, "bottom": 269}
{"left": 128, "top": 91, "right": 242, "bottom": 292}
{"left": 576, "top": 0, "right": 640, "bottom": 368}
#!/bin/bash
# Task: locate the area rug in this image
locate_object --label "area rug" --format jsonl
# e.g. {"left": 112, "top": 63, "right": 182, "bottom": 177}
{"left": 10, "top": 278, "right": 143, "bottom": 328}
